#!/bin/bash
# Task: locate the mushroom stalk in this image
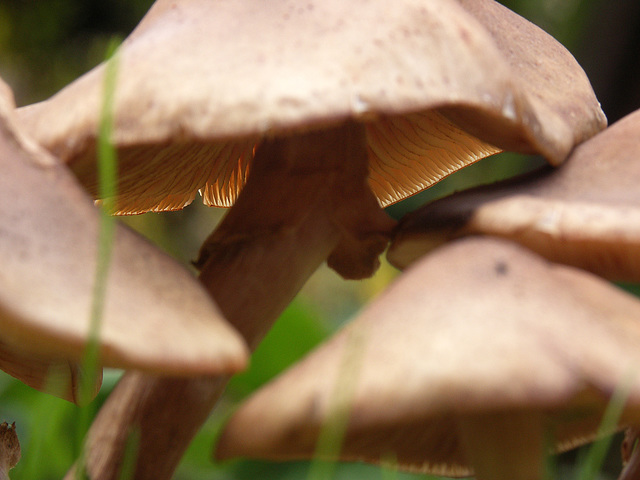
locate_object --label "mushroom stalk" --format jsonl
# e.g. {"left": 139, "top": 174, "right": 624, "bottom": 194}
{"left": 0, "top": 422, "right": 20, "bottom": 480}
{"left": 457, "top": 410, "right": 545, "bottom": 480}
{"left": 620, "top": 428, "right": 640, "bottom": 480}
{"left": 68, "top": 122, "right": 395, "bottom": 480}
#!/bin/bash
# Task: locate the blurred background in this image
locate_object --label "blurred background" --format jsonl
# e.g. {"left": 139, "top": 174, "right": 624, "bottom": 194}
{"left": 1, "top": 1, "right": 640, "bottom": 479}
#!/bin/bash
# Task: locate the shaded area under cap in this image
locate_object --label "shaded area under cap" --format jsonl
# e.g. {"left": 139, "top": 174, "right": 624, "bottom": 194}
{"left": 0, "top": 340, "right": 102, "bottom": 404}
{"left": 388, "top": 108, "right": 640, "bottom": 282}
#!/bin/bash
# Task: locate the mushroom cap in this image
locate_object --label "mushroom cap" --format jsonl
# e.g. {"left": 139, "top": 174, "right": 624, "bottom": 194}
{"left": 442, "top": 0, "right": 605, "bottom": 154}
{"left": 215, "top": 237, "right": 640, "bottom": 476}
{"left": 0, "top": 78, "right": 248, "bottom": 381}
{"left": 18, "top": 0, "right": 605, "bottom": 214}
{"left": 388, "top": 108, "right": 640, "bottom": 281}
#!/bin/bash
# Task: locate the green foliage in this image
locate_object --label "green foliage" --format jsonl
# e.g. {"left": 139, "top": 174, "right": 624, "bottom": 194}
{"left": 227, "top": 300, "right": 330, "bottom": 400}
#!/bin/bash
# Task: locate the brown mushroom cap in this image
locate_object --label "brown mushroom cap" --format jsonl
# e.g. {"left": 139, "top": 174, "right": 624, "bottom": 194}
{"left": 215, "top": 237, "right": 640, "bottom": 476}
{"left": 388, "top": 108, "right": 640, "bottom": 281}
{"left": 17, "top": 0, "right": 604, "bottom": 214}
{"left": 443, "top": 0, "right": 605, "bottom": 155}
{"left": 0, "top": 78, "right": 247, "bottom": 381}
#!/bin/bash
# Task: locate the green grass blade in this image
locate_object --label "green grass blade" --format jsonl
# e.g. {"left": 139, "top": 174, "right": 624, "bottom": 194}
{"left": 575, "top": 370, "right": 637, "bottom": 480}
{"left": 117, "top": 429, "right": 141, "bottom": 480}
{"left": 380, "top": 455, "right": 400, "bottom": 480}
{"left": 17, "top": 388, "right": 76, "bottom": 478}
{"left": 307, "top": 326, "right": 368, "bottom": 480}
{"left": 81, "top": 37, "right": 120, "bottom": 401}
{"left": 74, "top": 37, "right": 121, "bottom": 480}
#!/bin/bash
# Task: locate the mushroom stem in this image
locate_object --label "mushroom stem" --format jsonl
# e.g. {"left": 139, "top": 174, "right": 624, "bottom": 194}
{"left": 620, "top": 428, "right": 640, "bottom": 480}
{"left": 457, "top": 410, "right": 545, "bottom": 480}
{"left": 0, "top": 422, "right": 20, "bottom": 480}
{"left": 68, "top": 122, "right": 395, "bottom": 480}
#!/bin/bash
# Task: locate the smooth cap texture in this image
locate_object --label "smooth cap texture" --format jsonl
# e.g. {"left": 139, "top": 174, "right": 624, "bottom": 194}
{"left": 444, "top": 0, "right": 606, "bottom": 156}
{"left": 18, "top": 0, "right": 604, "bottom": 214}
{"left": 0, "top": 80, "right": 248, "bottom": 378}
{"left": 216, "top": 237, "right": 640, "bottom": 475}
{"left": 388, "top": 108, "right": 640, "bottom": 281}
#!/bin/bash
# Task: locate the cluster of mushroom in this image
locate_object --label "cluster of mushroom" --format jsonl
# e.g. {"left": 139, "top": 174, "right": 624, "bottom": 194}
{"left": 0, "top": 76, "right": 248, "bottom": 396}
{"left": 4, "top": 0, "right": 638, "bottom": 479}
{"left": 0, "top": 67, "right": 248, "bottom": 477}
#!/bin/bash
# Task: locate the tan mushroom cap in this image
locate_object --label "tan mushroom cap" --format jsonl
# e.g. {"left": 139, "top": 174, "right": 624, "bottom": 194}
{"left": 0, "top": 78, "right": 247, "bottom": 381}
{"left": 388, "top": 108, "right": 640, "bottom": 281}
{"left": 442, "top": 0, "right": 605, "bottom": 155}
{"left": 18, "top": 0, "right": 604, "bottom": 214}
{"left": 215, "top": 237, "right": 640, "bottom": 476}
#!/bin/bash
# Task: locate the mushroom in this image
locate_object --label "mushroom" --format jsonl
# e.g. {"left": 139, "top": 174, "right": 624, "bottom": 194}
{"left": 17, "top": 0, "right": 605, "bottom": 215}
{"left": 215, "top": 237, "right": 640, "bottom": 480}
{"left": 25, "top": 0, "right": 606, "bottom": 477}
{"left": 0, "top": 77, "right": 247, "bottom": 401}
{"left": 387, "top": 108, "right": 640, "bottom": 282}
{"left": 0, "top": 422, "right": 20, "bottom": 480}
